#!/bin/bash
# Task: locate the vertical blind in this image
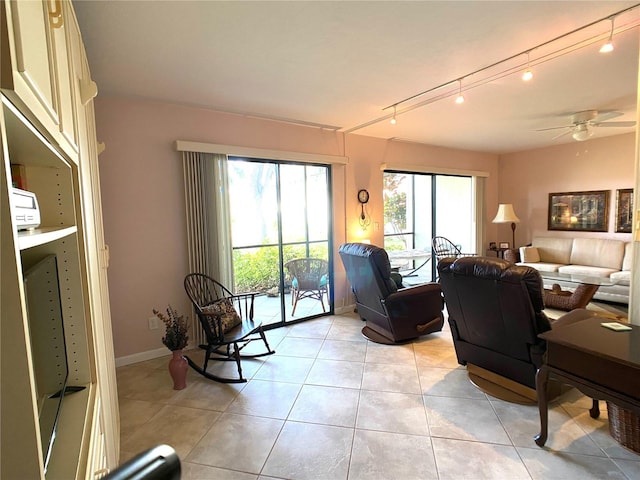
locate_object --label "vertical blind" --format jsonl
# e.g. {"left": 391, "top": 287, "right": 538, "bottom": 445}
{"left": 181, "top": 151, "right": 233, "bottom": 344}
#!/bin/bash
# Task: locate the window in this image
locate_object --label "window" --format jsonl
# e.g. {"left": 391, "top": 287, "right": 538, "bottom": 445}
{"left": 383, "top": 171, "right": 477, "bottom": 280}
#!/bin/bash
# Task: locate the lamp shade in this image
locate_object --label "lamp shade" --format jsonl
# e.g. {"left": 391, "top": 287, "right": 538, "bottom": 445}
{"left": 492, "top": 204, "right": 520, "bottom": 224}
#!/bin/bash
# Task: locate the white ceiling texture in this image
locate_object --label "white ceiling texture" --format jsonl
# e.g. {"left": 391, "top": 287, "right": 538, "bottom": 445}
{"left": 74, "top": 1, "right": 640, "bottom": 154}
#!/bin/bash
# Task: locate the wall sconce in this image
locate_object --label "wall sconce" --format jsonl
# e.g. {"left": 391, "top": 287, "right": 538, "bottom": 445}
{"left": 492, "top": 203, "right": 520, "bottom": 248}
{"left": 358, "top": 189, "right": 371, "bottom": 230}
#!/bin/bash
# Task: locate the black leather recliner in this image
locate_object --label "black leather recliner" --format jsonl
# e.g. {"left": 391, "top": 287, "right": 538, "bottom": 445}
{"left": 339, "top": 242, "right": 444, "bottom": 343}
{"left": 437, "top": 256, "right": 552, "bottom": 390}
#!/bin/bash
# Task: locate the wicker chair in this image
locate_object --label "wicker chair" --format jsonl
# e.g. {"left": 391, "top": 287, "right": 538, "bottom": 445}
{"left": 431, "top": 236, "right": 476, "bottom": 261}
{"left": 284, "top": 258, "right": 329, "bottom": 316}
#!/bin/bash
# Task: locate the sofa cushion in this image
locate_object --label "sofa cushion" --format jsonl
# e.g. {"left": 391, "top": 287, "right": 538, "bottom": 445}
{"left": 532, "top": 237, "right": 573, "bottom": 264}
{"left": 557, "top": 265, "right": 618, "bottom": 278}
{"left": 519, "top": 246, "right": 540, "bottom": 263}
{"left": 610, "top": 270, "right": 631, "bottom": 285}
{"left": 569, "top": 238, "right": 625, "bottom": 270}
{"left": 622, "top": 242, "right": 633, "bottom": 271}
{"left": 519, "top": 262, "right": 563, "bottom": 272}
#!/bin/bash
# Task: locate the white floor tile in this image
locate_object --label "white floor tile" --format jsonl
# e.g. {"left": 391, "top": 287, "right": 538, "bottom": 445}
{"left": 349, "top": 429, "right": 438, "bottom": 479}
{"left": 288, "top": 384, "right": 360, "bottom": 427}
{"left": 186, "top": 413, "right": 283, "bottom": 474}
{"left": 432, "top": 437, "right": 531, "bottom": 480}
{"left": 262, "top": 421, "right": 352, "bottom": 480}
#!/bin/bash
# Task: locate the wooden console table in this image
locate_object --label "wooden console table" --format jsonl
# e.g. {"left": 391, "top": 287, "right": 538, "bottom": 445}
{"left": 535, "top": 316, "right": 640, "bottom": 447}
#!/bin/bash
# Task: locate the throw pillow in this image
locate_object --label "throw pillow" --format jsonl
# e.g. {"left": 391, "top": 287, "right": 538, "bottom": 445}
{"left": 202, "top": 298, "right": 242, "bottom": 333}
{"left": 520, "top": 246, "right": 540, "bottom": 263}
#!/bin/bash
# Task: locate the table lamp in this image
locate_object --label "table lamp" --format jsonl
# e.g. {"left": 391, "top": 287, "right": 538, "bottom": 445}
{"left": 492, "top": 204, "right": 520, "bottom": 248}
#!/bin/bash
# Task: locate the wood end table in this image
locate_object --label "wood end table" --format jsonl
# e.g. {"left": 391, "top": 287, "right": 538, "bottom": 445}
{"left": 534, "top": 315, "right": 640, "bottom": 447}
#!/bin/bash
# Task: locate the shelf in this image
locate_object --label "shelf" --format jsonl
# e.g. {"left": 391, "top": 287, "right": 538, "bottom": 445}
{"left": 2, "top": 96, "right": 73, "bottom": 169}
{"left": 18, "top": 226, "right": 77, "bottom": 250}
{"left": 45, "top": 384, "right": 93, "bottom": 479}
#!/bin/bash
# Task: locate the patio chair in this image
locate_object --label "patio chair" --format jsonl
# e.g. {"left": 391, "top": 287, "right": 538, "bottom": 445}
{"left": 284, "top": 258, "right": 329, "bottom": 316}
{"left": 184, "top": 273, "right": 275, "bottom": 383}
{"left": 431, "top": 236, "right": 476, "bottom": 263}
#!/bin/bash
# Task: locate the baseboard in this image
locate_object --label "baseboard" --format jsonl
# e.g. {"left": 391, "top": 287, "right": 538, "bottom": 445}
{"left": 115, "top": 345, "right": 196, "bottom": 367}
{"left": 335, "top": 304, "right": 357, "bottom": 315}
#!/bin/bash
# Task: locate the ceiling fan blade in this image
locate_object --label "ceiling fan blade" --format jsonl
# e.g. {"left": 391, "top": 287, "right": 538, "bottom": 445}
{"left": 551, "top": 129, "right": 572, "bottom": 140}
{"left": 536, "top": 125, "right": 572, "bottom": 132}
{"left": 593, "top": 121, "right": 636, "bottom": 128}
{"left": 593, "top": 111, "right": 623, "bottom": 122}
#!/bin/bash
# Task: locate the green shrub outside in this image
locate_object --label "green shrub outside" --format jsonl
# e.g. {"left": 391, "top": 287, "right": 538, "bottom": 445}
{"left": 233, "top": 243, "right": 328, "bottom": 293}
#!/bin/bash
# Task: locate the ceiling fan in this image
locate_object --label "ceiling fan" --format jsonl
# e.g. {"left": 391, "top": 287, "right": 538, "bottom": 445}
{"left": 537, "top": 110, "right": 636, "bottom": 141}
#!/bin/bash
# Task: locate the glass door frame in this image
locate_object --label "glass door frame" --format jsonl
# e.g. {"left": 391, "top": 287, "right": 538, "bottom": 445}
{"left": 383, "top": 170, "right": 477, "bottom": 281}
{"left": 228, "top": 156, "right": 334, "bottom": 329}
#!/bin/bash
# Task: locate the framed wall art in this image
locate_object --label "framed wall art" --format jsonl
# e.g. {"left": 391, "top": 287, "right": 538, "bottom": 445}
{"left": 615, "top": 188, "right": 633, "bottom": 233}
{"left": 548, "top": 190, "right": 609, "bottom": 232}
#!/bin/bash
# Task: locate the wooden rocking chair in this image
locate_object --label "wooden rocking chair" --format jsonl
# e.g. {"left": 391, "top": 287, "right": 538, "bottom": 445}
{"left": 184, "top": 273, "right": 275, "bottom": 383}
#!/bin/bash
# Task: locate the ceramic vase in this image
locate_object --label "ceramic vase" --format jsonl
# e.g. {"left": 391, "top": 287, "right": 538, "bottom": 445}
{"left": 168, "top": 349, "right": 188, "bottom": 390}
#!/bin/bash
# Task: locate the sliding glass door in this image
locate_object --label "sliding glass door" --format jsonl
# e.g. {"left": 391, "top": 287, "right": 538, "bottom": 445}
{"left": 434, "top": 175, "right": 475, "bottom": 253}
{"left": 383, "top": 171, "right": 476, "bottom": 282}
{"left": 227, "top": 157, "right": 332, "bottom": 327}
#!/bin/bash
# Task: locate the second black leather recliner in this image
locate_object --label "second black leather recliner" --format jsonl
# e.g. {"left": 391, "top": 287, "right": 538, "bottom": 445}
{"left": 437, "top": 255, "right": 595, "bottom": 402}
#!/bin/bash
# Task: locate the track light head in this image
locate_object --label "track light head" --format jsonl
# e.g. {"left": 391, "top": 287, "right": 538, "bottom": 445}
{"left": 390, "top": 106, "right": 397, "bottom": 124}
{"left": 455, "top": 79, "right": 465, "bottom": 104}
{"left": 522, "top": 51, "right": 533, "bottom": 81}
{"left": 600, "top": 17, "right": 615, "bottom": 53}
{"left": 600, "top": 40, "right": 614, "bottom": 53}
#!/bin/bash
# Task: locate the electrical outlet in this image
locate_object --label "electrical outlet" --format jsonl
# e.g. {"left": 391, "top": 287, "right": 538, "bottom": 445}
{"left": 148, "top": 316, "right": 159, "bottom": 330}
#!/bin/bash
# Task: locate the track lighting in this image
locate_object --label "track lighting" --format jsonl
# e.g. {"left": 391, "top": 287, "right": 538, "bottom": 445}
{"left": 455, "top": 79, "right": 465, "bottom": 104}
{"left": 600, "top": 16, "right": 615, "bottom": 53}
{"left": 355, "top": 5, "right": 638, "bottom": 137}
{"left": 522, "top": 51, "right": 533, "bottom": 81}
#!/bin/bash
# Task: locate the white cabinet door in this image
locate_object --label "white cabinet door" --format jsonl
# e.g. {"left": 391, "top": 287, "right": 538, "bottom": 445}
{"left": 4, "top": 0, "right": 60, "bottom": 135}
{"left": 51, "top": 0, "right": 80, "bottom": 159}
{"left": 4, "top": 0, "right": 79, "bottom": 162}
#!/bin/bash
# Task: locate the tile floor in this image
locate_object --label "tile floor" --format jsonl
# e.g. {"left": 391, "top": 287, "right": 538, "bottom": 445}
{"left": 117, "top": 312, "right": 640, "bottom": 480}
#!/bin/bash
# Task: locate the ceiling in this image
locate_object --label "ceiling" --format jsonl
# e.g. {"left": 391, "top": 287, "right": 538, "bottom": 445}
{"left": 74, "top": 1, "right": 640, "bottom": 154}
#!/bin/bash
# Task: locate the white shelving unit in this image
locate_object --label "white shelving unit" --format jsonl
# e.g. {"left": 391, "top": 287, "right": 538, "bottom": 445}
{"left": 1, "top": 1, "right": 119, "bottom": 478}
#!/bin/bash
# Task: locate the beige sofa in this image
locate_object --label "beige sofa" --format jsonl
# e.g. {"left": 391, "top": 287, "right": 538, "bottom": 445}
{"left": 517, "top": 237, "right": 632, "bottom": 304}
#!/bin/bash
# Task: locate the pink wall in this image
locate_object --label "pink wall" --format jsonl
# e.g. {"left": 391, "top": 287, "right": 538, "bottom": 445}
{"left": 94, "top": 96, "right": 499, "bottom": 359}
{"left": 499, "top": 133, "right": 634, "bottom": 247}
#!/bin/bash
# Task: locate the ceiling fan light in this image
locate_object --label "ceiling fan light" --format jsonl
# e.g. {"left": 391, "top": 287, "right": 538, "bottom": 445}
{"left": 572, "top": 124, "right": 593, "bottom": 141}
